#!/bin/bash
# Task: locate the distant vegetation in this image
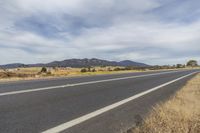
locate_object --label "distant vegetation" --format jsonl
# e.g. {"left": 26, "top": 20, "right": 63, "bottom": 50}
{"left": 0, "top": 58, "right": 198, "bottom": 70}
{"left": 0, "top": 59, "right": 199, "bottom": 82}
{"left": 80, "top": 68, "right": 87, "bottom": 73}
{"left": 40, "top": 67, "right": 47, "bottom": 73}
{"left": 186, "top": 60, "right": 198, "bottom": 67}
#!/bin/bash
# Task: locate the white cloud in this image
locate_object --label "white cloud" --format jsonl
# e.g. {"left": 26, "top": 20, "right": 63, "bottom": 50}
{"left": 0, "top": 0, "right": 200, "bottom": 65}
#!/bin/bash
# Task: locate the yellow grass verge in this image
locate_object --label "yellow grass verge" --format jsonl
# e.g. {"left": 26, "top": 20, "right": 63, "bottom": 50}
{"left": 0, "top": 67, "right": 144, "bottom": 83}
{"left": 0, "top": 67, "right": 198, "bottom": 83}
{"left": 130, "top": 73, "right": 200, "bottom": 133}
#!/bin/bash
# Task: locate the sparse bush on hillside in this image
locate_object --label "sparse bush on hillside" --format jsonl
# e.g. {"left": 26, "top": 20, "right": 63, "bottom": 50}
{"left": 100, "top": 65, "right": 106, "bottom": 68}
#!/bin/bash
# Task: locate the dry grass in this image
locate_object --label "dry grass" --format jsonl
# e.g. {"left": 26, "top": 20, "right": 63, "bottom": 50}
{"left": 0, "top": 67, "right": 144, "bottom": 82}
{"left": 0, "top": 66, "right": 198, "bottom": 83}
{"left": 130, "top": 73, "right": 200, "bottom": 133}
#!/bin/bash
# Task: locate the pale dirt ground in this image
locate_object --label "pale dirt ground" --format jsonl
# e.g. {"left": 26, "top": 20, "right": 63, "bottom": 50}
{"left": 129, "top": 73, "right": 200, "bottom": 133}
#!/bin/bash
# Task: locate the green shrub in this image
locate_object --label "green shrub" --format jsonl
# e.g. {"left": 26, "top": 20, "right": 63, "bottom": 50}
{"left": 41, "top": 67, "right": 47, "bottom": 73}
{"left": 92, "top": 68, "right": 96, "bottom": 72}
{"left": 113, "top": 67, "right": 121, "bottom": 71}
{"left": 81, "top": 68, "right": 87, "bottom": 73}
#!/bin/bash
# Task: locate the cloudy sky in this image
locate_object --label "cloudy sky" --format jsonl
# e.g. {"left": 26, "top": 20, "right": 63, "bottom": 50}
{"left": 0, "top": 0, "right": 200, "bottom": 65}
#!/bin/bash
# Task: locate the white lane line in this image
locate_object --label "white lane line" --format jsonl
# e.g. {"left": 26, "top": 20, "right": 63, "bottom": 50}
{"left": 0, "top": 70, "right": 188, "bottom": 97}
{"left": 42, "top": 71, "right": 198, "bottom": 133}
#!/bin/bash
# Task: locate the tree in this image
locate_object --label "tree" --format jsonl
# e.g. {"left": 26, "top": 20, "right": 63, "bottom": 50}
{"left": 186, "top": 60, "right": 198, "bottom": 67}
{"left": 80, "top": 68, "right": 87, "bottom": 73}
{"left": 40, "top": 67, "right": 47, "bottom": 73}
{"left": 113, "top": 67, "right": 121, "bottom": 71}
{"left": 87, "top": 66, "right": 91, "bottom": 72}
{"left": 92, "top": 68, "right": 96, "bottom": 72}
{"left": 176, "top": 64, "right": 183, "bottom": 68}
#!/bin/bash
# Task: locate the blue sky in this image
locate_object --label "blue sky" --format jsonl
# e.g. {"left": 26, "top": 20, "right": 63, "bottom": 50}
{"left": 0, "top": 0, "right": 200, "bottom": 65}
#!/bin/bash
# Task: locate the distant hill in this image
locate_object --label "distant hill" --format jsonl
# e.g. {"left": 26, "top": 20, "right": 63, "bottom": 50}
{"left": 0, "top": 58, "right": 149, "bottom": 69}
{"left": 45, "top": 58, "right": 119, "bottom": 67}
{"left": 0, "top": 63, "right": 29, "bottom": 69}
{"left": 118, "top": 60, "right": 148, "bottom": 67}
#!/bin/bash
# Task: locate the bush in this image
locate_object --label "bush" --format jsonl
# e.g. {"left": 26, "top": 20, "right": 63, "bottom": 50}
{"left": 41, "top": 67, "right": 47, "bottom": 73}
{"left": 88, "top": 67, "right": 91, "bottom": 72}
{"left": 124, "top": 67, "right": 133, "bottom": 70}
{"left": 113, "top": 67, "right": 121, "bottom": 71}
{"left": 107, "top": 67, "right": 112, "bottom": 71}
{"left": 176, "top": 64, "right": 184, "bottom": 68}
{"left": 46, "top": 71, "right": 52, "bottom": 75}
{"left": 81, "top": 68, "right": 87, "bottom": 73}
{"left": 92, "top": 68, "right": 96, "bottom": 72}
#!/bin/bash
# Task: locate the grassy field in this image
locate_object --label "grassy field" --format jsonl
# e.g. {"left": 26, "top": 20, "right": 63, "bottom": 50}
{"left": 0, "top": 66, "right": 145, "bottom": 82}
{"left": 129, "top": 73, "right": 200, "bottom": 133}
{"left": 0, "top": 66, "right": 199, "bottom": 82}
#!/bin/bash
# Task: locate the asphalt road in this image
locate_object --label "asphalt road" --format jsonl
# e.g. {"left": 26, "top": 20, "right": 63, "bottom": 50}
{"left": 0, "top": 69, "right": 199, "bottom": 133}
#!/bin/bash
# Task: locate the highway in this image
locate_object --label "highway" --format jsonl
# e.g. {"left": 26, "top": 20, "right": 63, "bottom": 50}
{"left": 0, "top": 69, "right": 198, "bottom": 133}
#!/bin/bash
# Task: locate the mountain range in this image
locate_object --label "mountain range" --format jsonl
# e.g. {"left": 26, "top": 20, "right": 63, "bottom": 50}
{"left": 0, "top": 58, "right": 149, "bottom": 69}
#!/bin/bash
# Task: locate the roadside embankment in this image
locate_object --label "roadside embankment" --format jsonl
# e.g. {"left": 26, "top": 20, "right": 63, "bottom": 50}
{"left": 129, "top": 73, "right": 200, "bottom": 133}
